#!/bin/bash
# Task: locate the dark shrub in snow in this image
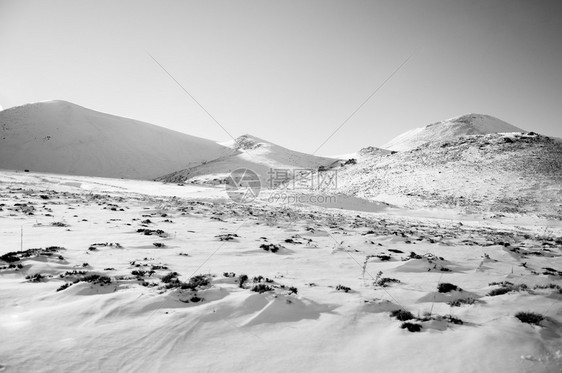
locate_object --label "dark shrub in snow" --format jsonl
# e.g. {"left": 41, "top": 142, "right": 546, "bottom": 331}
{"left": 401, "top": 322, "right": 422, "bottom": 332}
{"left": 437, "top": 283, "right": 461, "bottom": 293}
{"left": 390, "top": 309, "right": 414, "bottom": 321}
{"left": 515, "top": 312, "right": 543, "bottom": 325}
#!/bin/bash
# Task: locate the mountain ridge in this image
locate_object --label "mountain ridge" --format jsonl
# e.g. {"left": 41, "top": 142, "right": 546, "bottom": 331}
{"left": 157, "top": 134, "right": 337, "bottom": 184}
{"left": 0, "top": 100, "right": 234, "bottom": 179}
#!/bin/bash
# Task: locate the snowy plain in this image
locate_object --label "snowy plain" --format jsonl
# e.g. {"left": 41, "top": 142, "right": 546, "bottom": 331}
{"left": 0, "top": 169, "right": 561, "bottom": 373}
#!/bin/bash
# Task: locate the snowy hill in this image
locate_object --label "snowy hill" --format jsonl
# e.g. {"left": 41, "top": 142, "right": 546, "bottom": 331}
{"left": 157, "top": 134, "right": 337, "bottom": 185}
{"left": 0, "top": 100, "right": 234, "bottom": 179}
{"left": 382, "top": 114, "right": 524, "bottom": 151}
{"left": 336, "top": 132, "right": 562, "bottom": 217}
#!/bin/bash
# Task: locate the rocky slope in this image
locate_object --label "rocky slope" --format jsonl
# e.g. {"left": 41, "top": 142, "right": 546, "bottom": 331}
{"left": 336, "top": 132, "right": 562, "bottom": 218}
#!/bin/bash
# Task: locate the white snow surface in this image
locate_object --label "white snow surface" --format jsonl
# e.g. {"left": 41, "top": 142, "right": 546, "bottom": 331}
{"left": 0, "top": 170, "right": 561, "bottom": 372}
{"left": 382, "top": 114, "right": 525, "bottom": 151}
{"left": 0, "top": 100, "right": 234, "bottom": 179}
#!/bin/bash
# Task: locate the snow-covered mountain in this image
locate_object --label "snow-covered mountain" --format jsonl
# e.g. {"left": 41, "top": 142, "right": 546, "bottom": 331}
{"left": 157, "top": 134, "right": 337, "bottom": 185}
{"left": 382, "top": 114, "right": 524, "bottom": 151}
{"left": 336, "top": 131, "right": 562, "bottom": 217}
{"left": 0, "top": 100, "right": 234, "bottom": 179}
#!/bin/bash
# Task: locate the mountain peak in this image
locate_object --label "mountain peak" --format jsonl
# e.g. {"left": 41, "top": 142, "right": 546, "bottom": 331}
{"left": 436, "top": 113, "right": 522, "bottom": 132}
{"left": 232, "top": 134, "right": 268, "bottom": 150}
{"left": 6, "top": 100, "right": 100, "bottom": 118}
{"left": 382, "top": 113, "right": 525, "bottom": 151}
{"left": 40, "top": 99, "right": 74, "bottom": 105}
{"left": 34, "top": 100, "right": 84, "bottom": 109}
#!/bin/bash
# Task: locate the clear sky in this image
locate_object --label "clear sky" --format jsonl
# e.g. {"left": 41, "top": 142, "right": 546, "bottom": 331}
{"left": 1, "top": 0, "right": 561, "bottom": 155}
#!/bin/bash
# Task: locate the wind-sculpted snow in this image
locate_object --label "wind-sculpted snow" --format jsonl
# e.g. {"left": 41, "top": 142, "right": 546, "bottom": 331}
{"left": 0, "top": 170, "right": 561, "bottom": 372}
